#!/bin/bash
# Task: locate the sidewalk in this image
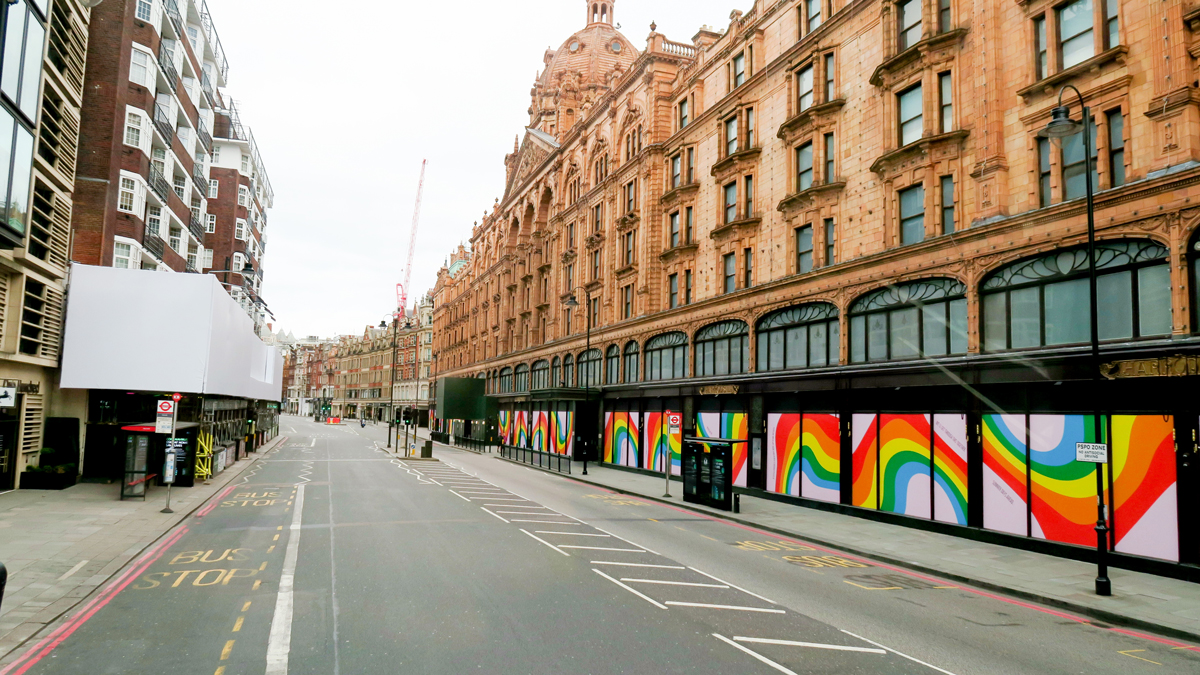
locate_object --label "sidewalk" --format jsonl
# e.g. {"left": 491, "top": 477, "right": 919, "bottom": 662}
{"left": 0, "top": 435, "right": 286, "bottom": 660}
{"left": 406, "top": 428, "right": 1200, "bottom": 643}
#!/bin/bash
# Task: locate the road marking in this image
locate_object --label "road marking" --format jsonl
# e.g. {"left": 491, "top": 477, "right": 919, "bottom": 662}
{"left": 1118, "top": 650, "right": 1162, "bottom": 665}
{"left": 841, "top": 630, "right": 959, "bottom": 675}
{"left": 712, "top": 634, "right": 798, "bottom": 675}
{"left": 57, "top": 560, "right": 89, "bottom": 581}
{"left": 265, "top": 483, "right": 305, "bottom": 675}
{"left": 520, "top": 529, "right": 570, "bottom": 556}
{"left": 509, "top": 519, "right": 581, "bottom": 524}
{"left": 484, "top": 504, "right": 547, "bottom": 508}
{"left": 474, "top": 497, "right": 529, "bottom": 502}
{"left": 592, "top": 569, "right": 668, "bottom": 609}
{"left": 232, "top": 616, "right": 244, "bottom": 632}
{"left": 734, "top": 637, "right": 885, "bottom": 654}
{"left": 242, "top": 601, "right": 252, "bottom": 611}
{"left": 688, "top": 567, "right": 776, "bottom": 605}
{"left": 591, "top": 561, "right": 686, "bottom": 569}
{"left": 592, "top": 526, "right": 659, "bottom": 555}
{"left": 220, "top": 639, "right": 235, "bottom": 660}
{"left": 667, "top": 602, "right": 784, "bottom": 613}
{"left": 621, "top": 578, "right": 729, "bottom": 588}
{"left": 448, "top": 490, "right": 472, "bottom": 502}
{"left": 534, "top": 531, "right": 610, "bottom": 537}
{"left": 480, "top": 508, "right": 509, "bottom": 523}
{"left": 558, "top": 545, "right": 645, "bottom": 552}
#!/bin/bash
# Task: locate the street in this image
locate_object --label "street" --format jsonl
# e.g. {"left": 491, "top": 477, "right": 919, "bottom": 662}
{"left": 5, "top": 415, "right": 1198, "bottom": 675}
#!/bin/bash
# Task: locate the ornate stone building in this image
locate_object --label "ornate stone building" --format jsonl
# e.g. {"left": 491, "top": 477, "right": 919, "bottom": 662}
{"left": 432, "top": 0, "right": 1200, "bottom": 571}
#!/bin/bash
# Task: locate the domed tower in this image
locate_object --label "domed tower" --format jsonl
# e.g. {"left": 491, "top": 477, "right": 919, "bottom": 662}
{"left": 529, "top": 0, "right": 638, "bottom": 141}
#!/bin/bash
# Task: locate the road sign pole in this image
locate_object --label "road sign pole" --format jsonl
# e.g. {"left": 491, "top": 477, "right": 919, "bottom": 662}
{"left": 162, "top": 404, "right": 177, "bottom": 514}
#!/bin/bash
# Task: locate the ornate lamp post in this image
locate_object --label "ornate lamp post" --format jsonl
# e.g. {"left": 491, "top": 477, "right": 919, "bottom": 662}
{"left": 562, "top": 286, "right": 592, "bottom": 475}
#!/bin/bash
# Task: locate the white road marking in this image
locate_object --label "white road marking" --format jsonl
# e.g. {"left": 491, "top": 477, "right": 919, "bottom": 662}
{"left": 668, "top": 601, "right": 784, "bottom": 613}
{"left": 840, "top": 630, "right": 959, "bottom": 675}
{"left": 455, "top": 490, "right": 512, "bottom": 495}
{"left": 592, "top": 569, "right": 668, "bottom": 609}
{"left": 57, "top": 560, "right": 89, "bottom": 581}
{"left": 310, "top": 438, "right": 315, "bottom": 447}
{"left": 508, "top": 519, "right": 581, "bottom": 524}
{"left": 688, "top": 567, "right": 777, "bottom": 605}
{"left": 591, "top": 561, "right": 686, "bottom": 569}
{"left": 558, "top": 545, "right": 645, "bottom": 552}
{"left": 713, "top": 634, "right": 799, "bottom": 675}
{"left": 735, "top": 637, "right": 885, "bottom": 655}
{"left": 520, "top": 529, "right": 570, "bottom": 556}
{"left": 621, "top": 578, "right": 729, "bottom": 588}
{"left": 484, "top": 504, "right": 549, "bottom": 509}
{"left": 592, "top": 526, "right": 659, "bottom": 555}
{"left": 496, "top": 511, "right": 566, "bottom": 516}
{"left": 448, "top": 490, "right": 471, "bottom": 502}
{"left": 480, "top": 507, "right": 509, "bottom": 523}
{"left": 473, "top": 497, "right": 529, "bottom": 502}
{"left": 533, "top": 531, "right": 610, "bottom": 537}
{"left": 266, "top": 483, "right": 305, "bottom": 675}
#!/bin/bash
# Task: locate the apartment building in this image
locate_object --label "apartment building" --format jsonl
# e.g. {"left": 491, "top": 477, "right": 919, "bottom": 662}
{"left": 0, "top": 0, "right": 91, "bottom": 490}
{"left": 432, "top": 0, "right": 1200, "bottom": 573}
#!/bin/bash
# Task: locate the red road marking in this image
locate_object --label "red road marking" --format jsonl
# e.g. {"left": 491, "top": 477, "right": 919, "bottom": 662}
{"left": 196, "top": 484, "right": 239, "bottom": 518}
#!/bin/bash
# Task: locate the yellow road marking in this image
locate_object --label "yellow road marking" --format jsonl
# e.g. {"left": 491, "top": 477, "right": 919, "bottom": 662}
{"left": 214, "top": 668, "right": 225, "bottom": 675}
{"left": 277, "top": 526, "right": 283, "bottom": 531}
{"left": 701, "top": 535, "right": 718, "bottom": 542}
{"left": 241, "top": 601, "right": 252, "bottom": 611}
{"left": 252, "top": 580, "right": 262, "bottom": 590}
{"left": 232, "top": 616, "right": 244, "bottom": 632}
{"left": 220, "top": 640, "right": 235, "bottom": 660}
{"left": 267, "top": 545, "right": 276, "bottom": 554}
{"left": 648, "top": 518, "right": 658, "bottom": 522}
{"left": 259, "top": 562, "right": 268, "bottom": 571}
{"left": 844, "top": 580, "right": 903, "bottom": 590}
{"left": 1118, "top": 650, "right": 1161, "bottom": 665}
{"left": 273, "top": 534, "right": 279, "bottom": 541}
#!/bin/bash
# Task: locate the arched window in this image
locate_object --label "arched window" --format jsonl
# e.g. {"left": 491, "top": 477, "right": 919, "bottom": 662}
{"left": 850, "top": 278, "right": 967, "bottom": 363}
{"left": 605, "top": 345, "right": 621, "bottom": 384}
{"left": 531, "top": 360, "right": 550, "bottom": 389}
{"left": 982, "top": 240, "right": 1171, "bottom": 351}
{"left": 514, "top": 364, "right": 530, "bottom": 392}
{"left": 623, "top": 340, "right": 640, "bottom": 383}
{"left": 645, "top": 332, "right": 688, "bottom": 380}
{"left": 562, "top": 354, "right": 574, "bottom": 387}
{"left": 695, "top": 321, "right": 750, "bottom": 376}
{"left": 1192, "top": 231, "right": 1200, "bottom": 334}
{"left": 578, "top": 349, "right": 602, "bottom": 387}
{"left": 756, "top": 303, "right": 840, "bottom": 371}
{"left": 499, "top": 367, "right": 513, "bottom": 393}
{"left": 551, "top": 356, "right": 561, "bottom": 387}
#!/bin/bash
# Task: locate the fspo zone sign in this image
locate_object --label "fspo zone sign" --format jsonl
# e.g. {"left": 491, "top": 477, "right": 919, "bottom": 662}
{"left": 1075, "top": 442, "right": 1108, "bottom": 463}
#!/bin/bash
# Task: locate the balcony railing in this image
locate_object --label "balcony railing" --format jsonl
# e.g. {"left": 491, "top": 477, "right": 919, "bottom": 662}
{"left": 148, "top": 166, "right": 172, "bottom": 203}
{"left": 188, "top": 214, "right": 205, "bottom": 242}
{"left": 193, "top": 162, "right": 207, "bottom": 187}
{"left": 143, "top": 231, "right": 166, "bottom": 260}
{"left": 165, "top": 0, "right": 184, "bottom": 34}
{"left": 197, "top": 121, "right": 213, "bottom": 153}
{"left": 153, "top": 104, "right": 175, "bottom": 146}
{"left": 200, "top": 71, "right": 216, "bottom": 107}
{"left": 157, "top": 44, "right": 179, "bottom": 94}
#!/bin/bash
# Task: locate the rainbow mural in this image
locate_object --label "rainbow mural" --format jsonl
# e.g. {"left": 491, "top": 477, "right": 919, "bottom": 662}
{"left": 551, "top": 411, "right": 574, "bottom": 456}
{"left": 851, "top": 415, "right": 878, "bottom": 510}
{"left": 767, "top": 413, "right": 801, "bottom": 497}
{"left": 982, "top": 414, "right": 1027, "bottom": 535}
{"left": 531, "top": 410, "right": 549, "bottom": 454}
{"left": 498, "top": 410, "right": 512, "bottom": 446}
{"left": 644, "top": 412, "right": 681, "bottom": 475}
{"left": 932, "top": 415, "right": 969, "bottom": 525}
{"left": 1029, "top": 415, "right": 1105, "bottom": 547}
{"left": 514, "top": 410, "right": 530, "bottom": 448}
{"left": 1111, "top": 415, "right": 1178, "bottom": 561}
{"left": 603, "top": 411, "right": 639, "bottom": 467}
{"left": 801, "top": 413, "right": 841, "bottom": 504}
{"left": 696, "top": 412, "right": 749, "bottom": 486}
{"left": 879, "top": 415, "right": 932, "bottom": 519}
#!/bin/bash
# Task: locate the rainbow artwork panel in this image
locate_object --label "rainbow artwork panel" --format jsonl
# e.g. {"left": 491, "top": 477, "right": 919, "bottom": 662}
{"left": 514, "top": 410, "right": 530, "bottom": 448}
{"left": 695, "top": 412, "right": 720, "bottom": 450}
{"left": 603, "top": 412, "right": 617, "bottom": 464}
{"left": 551, "top": 411, "right": 574, "bottom": 456}
{"left": 723, "top": 412, "right": 749, "bottom": 488}
{"left": 932, "top": 414, "right": 969, "bottom": 525}
{"left": 1111, "top": 415, "right": 1178, "bottom": 562}
{"left": 982, "top": 414, "right": 1027, "bottom": 535}
{"left": 879, "top": 414, "right": 932, "bottom": 519}
{"left": 766, "top": 413, "right": 801, "bottom": 497}
{"left": 625, "top": 412, "right": 641, "bottom": 468}
{"left": 644, "top": 412, "right": 666, "bottom": 472}
{"left": 1030, "top": 415, "right": 1104, "bottom": 547}
{"left": 801, "top": 413, "right": 841, "bottom": 504}
{"left": 498, "top": 410, "right": 512, "bottom": 446}
{"left": 531, "top": 410, "right": 549, "bottom": 454}
{"left": 851, "top": 414, "right": 878, "bottom": 510}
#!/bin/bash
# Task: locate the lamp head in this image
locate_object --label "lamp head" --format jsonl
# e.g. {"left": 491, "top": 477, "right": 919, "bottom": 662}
{"left": 1039, "top": 105, "right": 1083, "bottom": 139}
{"left": 379, "top": 321, "right": 387, "bottom": 328}
{"left": 563, "top": 294, "right": 579, "bottom": 307}
{"left": 241, "top": 262, "right": 255, "bottom": 276}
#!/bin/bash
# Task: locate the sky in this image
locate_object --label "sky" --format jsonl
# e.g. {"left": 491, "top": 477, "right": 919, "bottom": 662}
{"left": 206, "top": 0, "right": 750, "bottom": 339}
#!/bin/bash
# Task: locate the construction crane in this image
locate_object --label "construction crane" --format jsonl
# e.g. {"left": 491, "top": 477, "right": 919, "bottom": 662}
{"left": 396, "top": 159, "right": 427, "bottom": 319}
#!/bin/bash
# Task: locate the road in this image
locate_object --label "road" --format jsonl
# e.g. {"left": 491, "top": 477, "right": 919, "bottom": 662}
{"left": 5, "top": 415, "right": 1198, "bottom": 674}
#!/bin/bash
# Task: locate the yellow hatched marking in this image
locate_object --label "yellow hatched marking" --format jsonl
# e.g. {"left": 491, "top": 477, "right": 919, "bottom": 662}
{"left": 220, "top": 640, "right": 235, "bottom": 660}
{"left": 232, "top": 616, "right": 244, "bottom": 632}
{"left": 1118, "top": 650, "right": 1162, "bottom": 665}
{"left": 241, "top": 601, "right": 252, "bottom": 611}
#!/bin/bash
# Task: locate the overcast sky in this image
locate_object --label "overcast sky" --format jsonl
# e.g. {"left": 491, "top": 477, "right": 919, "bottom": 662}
{"left": 207, "top": 0, "right": 749, "bottom": 339}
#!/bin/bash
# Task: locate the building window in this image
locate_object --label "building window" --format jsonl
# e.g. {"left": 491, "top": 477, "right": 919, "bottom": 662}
{"left": 118, "top": 177, "right": 137, "bottom": 212}
{"left": 591, "top": 250, "right": 600, "bottom": 280}
{"left": 203, "top": 248, "right": 213, "bottom": 269}
{"left": 938, "top": 0, "right": 952, "bottom": 32}
{"left": 624, "top": 180, "right": 636, "bottom": 212}
{"left": 746, "top": 108, "right": 755, "bottom": 148}
{"left": 235, "top": 219, "right": 247, "bottom": 240}
{"left": 757, "top": 303, "right": 840, "bottom": 371}
{"left": 805, "top": 0, "right": 822, "bottom": 33}
{"left": 669, "top": 212, "right": 680, "bottom": 248}
{"left": 743, "top": 175, "right": 754, "bottom": 217}
{"left": 168, "top": 226, "right": 181, "bottom": 252}
{"left": 589, "top": 296, "right": 599, "bottom": 327}
{"left": 723, "top": 253, "right": 736, "bottom": 293}
{"left": 824, "top": 133, "right": 835, "bottom": 182}
{"left": 938, "top": 72, "right": 953, "bottom": 133}
{"left": 686, "top": 148, "right": 695, "bottom": 183}
{"left": 567, "top": 223, "right": 575, "bottom": 248}
{"left": 605, "top": 345, "right": 620, "bottom": 384}
{"left": 695, "top": 320, "right": 749, "bottom": 377}
{"left": 678, "top": 98, "right": 689, "bottom": 129}
{"left": 796, "top": 142, "right": 813, "bottom": 191}
{"left": 898, "top": 84, "right": 923, "bottom": 146}
{"left": 824, "top": 218, "right": 836, "bottom": 266}
{"left": 577, "top": 348, "right": 601, "bottom": 388}
{"left": 147, "top": 206, "right": 161, "bottom": 237}
{"left": 899, "top": 184, "right": 925, "bottom": 245}
{"left": 623, "top": 341, "right": 640, "bottom": 383}
{"left": 173, "top": 176, "right": 186, "bottom": 199}
{"left": 622, "top": 284, "right": 633, "bottom": 319}
{"left": 209, "top": 179, "right": 219, "bottom": 198}
{"left": 797, "top": 65, "right": 814, "bottom": 112}
{"left": 744, "top": 248, "right": 754, "bottom": 288}
{"left": 671, "top": 154, "right": 681, "bottom": 189}
{"left": 124, "top": 112, "right": 142, "bottom": 147}
{"left": 206, "top": 214, "right": 216, "bottom": 232}
{"left": 725, "top": 116, "right": 738, "bottom": 156}
{"left": 514, "top": 364, "right": 529, "bottom": 392}
{"left": 238, "top": 185, "right": 249, "bottom": 207}
{"left": 823, "top": 52, "right": 835, "bottom": 102}
{"left": 668, "top": 273, "right": 679, "bottom": 308}
{"left": 724, "top": 182, "right": 737, "bottom": 223}
{"left": 623, "top": 231, "right": 634, "bottom": 266}
{"left": 114, "top": 242, "right": 132, "bottom": 269}
{"left": 898, "top": 0, "right": 921, "bottom": 50}
{"left": 685, "top": 206, "right": 694, "bottom": 243}
{"left": 732, "top": 52, "right": 746, "bottom": 87}
{"left": 129, "top": 49, "right": 150, "bottom": 89}
{"left": 1038, "top": 137, "right": 1052, "bottom": 207}
{"left": 593, "top": 203, "right": 602, "bottom": 231}
{"left": 796, "top": 225, "right": 813, "bottom": 273}
{"left": 982, "top": 240, "right": 1170, "bottom": 352}
{"left": 685, "top": 269, "right": 693, "bottom": 304}
{"left": 551, "top": 357, "right": 561, "bottom": 386}
{"left": 136, "top": 0, "right": 153, "bottom": 21}
{"left": 645, "top": 332, "right": 688, "bottom": 381}
{"left": 1107, "top": 109, "right": 1125, "bottom": 188}
{"left": 1105, "top": 0, "right": 1119, "bottom": 48}
{"left": 1057, "top": 0, "right": 1094, "bottom": 70}
{"left": 850, "top": 278, "right": 968, "bottom": 363}
{"left": 499, "top": 367, "right": 513, "bottom": 393}
{"left": 940, "top": 176, "right": 955, "bottom": 234}
{"left": 1062, "top": 115, "right": 1097, "bottom": 201}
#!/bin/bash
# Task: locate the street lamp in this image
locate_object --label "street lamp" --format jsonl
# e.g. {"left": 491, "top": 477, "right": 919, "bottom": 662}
{"left": 1038, "top": 85, "right": 1110, "bottom": 597}
{"left": 563, "top": 286, "right": 592, "bottom": 475}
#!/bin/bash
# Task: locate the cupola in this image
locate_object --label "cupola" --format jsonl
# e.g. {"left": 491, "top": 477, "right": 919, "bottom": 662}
{"left": 587, "top": 1, "right": 614, "bottom": 26}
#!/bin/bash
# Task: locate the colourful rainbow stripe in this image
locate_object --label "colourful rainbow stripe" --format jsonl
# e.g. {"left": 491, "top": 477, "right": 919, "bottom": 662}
{"left": 851, "top": 414, "right": 878, "bottom": 510}
{"left": 1111, "top": 415, "right": 1177, "bottom": 561}
{"left": 625, "top": 413, "right": 641, "bottom": 468}
{"left": 644, "top": 412, "right": 665, "bottom": 471}
{"left": 879, "top": 414, "right": 932, "bottom": 518}
{"left": 801, "top": 413, "right": 840, "bottom": 503}
{"left": 696, "top": 412, "right": 749, "bottom": 487}
{"left": 514, "top": 410, "right": 530, "bottom": 448}
{"left": 767, "top": 413, "right": 801, "bottom": 497}
{"left": 531, "top": 410, "right": 549, "bottom": 453}
{"left": 982, "top": 414, "right": 1028, "bottom": 536}
{"left": 932, "top": 415, "right": 969, "bottom": 525}
{"left": 1030, "top": 414, "right": 1104, "bottom": 546}
{"left": 498, "top": 411, "right": 512, "bottom": 446}
{"left": 603, "top": 412, "right": 616, "bottom": 463}
{"left": 552, "top": 411, "right": 574, "bottom": 455}
{"left": 604, "top": 412, "right": 638, "bottom": 465}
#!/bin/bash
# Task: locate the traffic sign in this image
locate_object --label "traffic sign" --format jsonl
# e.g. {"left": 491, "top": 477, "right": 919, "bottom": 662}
{"left": 157, "top": 400, "right": 175, "bottom": 415}
{"left": 666, "top": 412, "right": 682, "bottom": 435}
{"left": 172, "top": 393, "right": 182, "bottom": 402}
{"left": 1076, "top": 442, "right": 1108, "bottom": 463}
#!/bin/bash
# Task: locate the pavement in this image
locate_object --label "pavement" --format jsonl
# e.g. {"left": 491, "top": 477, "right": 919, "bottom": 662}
{"left": 0, "top": 416, "right": 1196, "bottom": 674}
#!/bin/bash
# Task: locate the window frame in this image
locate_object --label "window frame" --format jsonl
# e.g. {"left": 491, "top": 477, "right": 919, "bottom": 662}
{"left": 723, "top": 252, "right": 736, "bottom": 293}
{"left": 644, "top": 332, "right": 688, "bottom": 381}
{"left": 850, "top": 278, "right": 969, "bottom": 363}
{"left": 694, "top": 320, "right": 750, "bottom": 377}
{"left": 796, "top": 224, "right": 814, "bottom": 273}
{"left": 898, "top": 184, "right": 926, "bottom": 245}
{"left": 756, "top": 303, "right": 840, "bottom": 372}
{"left": 897, "top": 83, "right": 923, "bottom": 147}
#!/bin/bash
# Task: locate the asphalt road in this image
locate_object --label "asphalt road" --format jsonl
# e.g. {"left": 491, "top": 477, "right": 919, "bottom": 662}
{"left": 7, "top": 415, "right": 1199, "bottom": 674}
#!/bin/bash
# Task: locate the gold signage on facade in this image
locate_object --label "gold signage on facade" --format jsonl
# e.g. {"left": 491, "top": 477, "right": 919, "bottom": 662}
{"left": 699, "top": 385, "right": 740, "bottom": 395}
{"left": 1100, "top": 355, "right": 1200, "bottom": 380}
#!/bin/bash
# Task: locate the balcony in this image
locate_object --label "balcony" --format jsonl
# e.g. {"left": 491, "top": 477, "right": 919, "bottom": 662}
{"left": 193, "top": 162, "right": 207, "bottom": 187}
{"left": 188, "top": 214, "right": 205, "bottom": 242}
{"left": 197, "top": 121, "right": 213, "bottom": 153}
{"left": 148, "top": 166, "right": 172, "bottom": 203}
{"left": 200, "top": 71, "right": 216, "bottom": 107}
{"left": 164, "top": 0, "right": 184, "bottom": 34}
{"left": 143, "top": 231, "right": 166, "bottom": 260}
{"left": 157, "top": 45, "right": 179, "bottom": 94}
{"left": 153, "top": 104, "right": 175, "bottom": 144}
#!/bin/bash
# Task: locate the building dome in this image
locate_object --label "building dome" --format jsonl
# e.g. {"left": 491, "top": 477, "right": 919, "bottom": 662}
{"left": 540, "top": 1, "right": 638, "bottom": 89}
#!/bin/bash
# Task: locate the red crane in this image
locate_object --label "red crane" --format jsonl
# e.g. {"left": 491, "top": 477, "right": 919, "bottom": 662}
{"left": 396, "top": 159, "right": 427, "bottom": 318}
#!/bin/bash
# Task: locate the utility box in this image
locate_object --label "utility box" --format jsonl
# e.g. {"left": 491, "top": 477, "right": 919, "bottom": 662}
{"left": 435, "top": 378, "right": 491, "bottom": 420}
{"left": 681, "top": 437, "right": 744, "bottom": 511}
{"left": 421, "top": 440, "right": 433, "bottom": 458}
